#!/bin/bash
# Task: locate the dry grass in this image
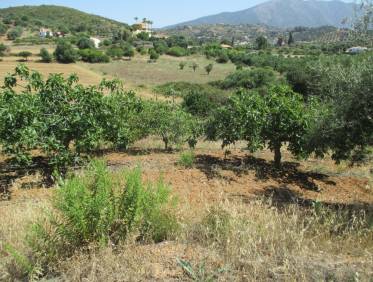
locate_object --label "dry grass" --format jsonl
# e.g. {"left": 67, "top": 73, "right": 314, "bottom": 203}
{"left": 1, "top": 195, "right": 371, "bottom": 281}
{"left": 8, "top": 44, "right": 56, "bottom": 55}
{"left": 0, "top": 60, "right": 103, "bottom": 86}
{"left": 86, "top": 55, "right": 236, "bottom": 87}
{"left": 0, "top": 199, "right": 49, "bottom": 280}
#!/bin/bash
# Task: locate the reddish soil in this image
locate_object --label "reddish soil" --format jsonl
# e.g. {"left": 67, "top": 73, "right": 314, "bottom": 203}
{"left": 104, "top": 148, "right": 373, "bottom": 209}
{"left": 1, "top": 148, "right": 372, "bottom": 209}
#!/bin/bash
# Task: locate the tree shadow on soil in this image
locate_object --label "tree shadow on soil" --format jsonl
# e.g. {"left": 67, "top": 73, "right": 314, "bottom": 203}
{"left": 261, "top": 185, "right": 372, "bottom": 214}
{"left": 0, "top": 157, "right": 54, "bottom": 200}
{"left": 230, "top": 185, "right": 372, "bottom": 215}
{"left": 93, "top": 147, "right": 177, "bottom": 158}
{"left": 195, "top": 154, "right": 336, "bottom": 192}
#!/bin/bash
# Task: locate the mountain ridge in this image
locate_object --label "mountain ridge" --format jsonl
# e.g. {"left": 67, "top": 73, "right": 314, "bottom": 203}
{"left": 165, "top": 0, "right": 356, "bottom": 29}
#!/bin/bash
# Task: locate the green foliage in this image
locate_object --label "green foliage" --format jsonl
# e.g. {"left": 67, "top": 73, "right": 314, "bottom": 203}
{"left": 149, "top": 49, "right": 160, "bottom": 61}
{"left": 17, "top": 51, "right": 32, "bottom": 61}
{"left": 167, "top": 46, "right": 188, "bottom": 57}
{"left": 136, "top": 31, "right": 150, "bottom": 41}
{"left": 166, "top": 35, "right": 188, "bottom": 48}
{"left": 209, "top": 85, "right": 316, "bottom": 167}
{"left": 123, "top": 46, "right": 135, "bottom": 58}
{"left": 179, "top": 61, "right": 187, "bottom": 70}
{"left": 142, "top": 102, "right": 200, "bottom": 150}
{"left": 205, "top": 64, "right": 213, "bottom": 75}
{"left": 288, "top": 32, "right": 295, "bottom": 45}
{"left": 306, "top": 54, "right": 373, "bottom": 163}
{"left": 191, "top": 62, "right": 199, "bottom": 72}
{"left": 256, "top": 36, "right": 269, "bottom": 50}
{"left": 7, "top": 27, "right": 22, "bottom": 40}
{"left": 217, "top": 67, "right": 278, "bottom": 90}
{"left": 103, "top": 90, "right": 145, "bottom": 150}
{"left": 39, "top": 48, "right": 52, "bottom": 63}
{"left": 216, "top": 50, "right": 230, "bottom": 63}
{"left": 178, "top": 151, "right": 195, "bottom": 168}
{"left": 28, "top": 160, "right": 178, "bottom": 270}
{"left": 0, "top": 22, "right": 8, "bottom": 35}
{"left": 0, "top": 5, "right": 130, "bottom": 36}
{"left": 54, "top": 40, "right": 79, "bottom": 63}
{"left": 77, "top": 37, "right": 95, "bottom": 49}
{"left": 78, "top": 49, "right": 110, "bottom": 63}
{"left": 106, "top": 46, "right": 124, "bottom": 59}
{"left": 0, "top": 65, "right": 122, "bottom": 172}
{"left": 0, "top": 43, "right": 8, "bottom": 56}
{"left": 177, "top": 258, "right": 226, "bottom": 282}
{"left": 153, "top": 39, "right": 169, "bottom": 54}
{"left": 182, "top": 89, "right": 225, "bottom": 118}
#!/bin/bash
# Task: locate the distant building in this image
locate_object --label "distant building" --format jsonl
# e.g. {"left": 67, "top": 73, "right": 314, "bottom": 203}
{"left": 39, "top": 28, "right": 53, "bottom": 38}
{"left": 133, "top": 21, "right": 152, "bottom": 37}
{"left": 346, "top": 46, "right": 368, "bottom": 54}
{"left": 220, "top": 44, "right": 233, "bottom": 49}
{"left": 90, "top": 37, "right": 101, "bottom": 48}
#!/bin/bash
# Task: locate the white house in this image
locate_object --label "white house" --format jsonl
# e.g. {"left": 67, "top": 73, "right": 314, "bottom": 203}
{"left": 346, "top": 46, "right": 368, "bottom": 54}
{"left": 90, "top": 37, "right": 101, "bottom": 48}
{"left": 39, "top": 28, "right": 53, "bottom": 38}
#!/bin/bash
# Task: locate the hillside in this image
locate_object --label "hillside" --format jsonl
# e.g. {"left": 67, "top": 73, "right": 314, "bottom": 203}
{"left": 167, "top": 0, "right": 356, "bottom": 28}
{"left": 0, "top": 5, "right": 129, "bottom": 36}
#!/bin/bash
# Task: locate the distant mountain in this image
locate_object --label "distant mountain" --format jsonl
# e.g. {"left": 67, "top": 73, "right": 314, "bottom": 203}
{"left": 166, "top": 0, "right": 356, "bottom": 28}
{"left": 0, "top": 5, "right": 129, "bottom": 36}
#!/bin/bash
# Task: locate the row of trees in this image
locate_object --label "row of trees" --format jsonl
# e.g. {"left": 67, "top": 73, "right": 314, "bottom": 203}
{"left": 0, "top": 65, "right": 200, "bottom": 174}
{"left": 1, "top": 59, "right": 371, "bottom": 176}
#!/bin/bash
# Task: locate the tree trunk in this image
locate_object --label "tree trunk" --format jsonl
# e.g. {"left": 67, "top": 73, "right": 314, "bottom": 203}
{"left": 274, "top": 143, "right": 282, "bottom": 169}
{"left": 163, "top": 137, "right": 169, "bottom": 151}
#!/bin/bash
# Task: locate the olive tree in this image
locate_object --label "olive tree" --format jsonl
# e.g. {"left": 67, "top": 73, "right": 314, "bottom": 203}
{"left": 18, "top": 51, "right": 32, "bottom": 61}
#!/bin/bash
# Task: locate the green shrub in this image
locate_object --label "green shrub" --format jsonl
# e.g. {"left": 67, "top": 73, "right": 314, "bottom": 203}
{"left": 17, "top": 51, "right": 32, "bottom": 61}
{"left": 216, "top": 51, "right": 230, "bottom": 63}
{"left": 39, "top": 48, "right": 52, "bottom": 63}
{"left": 106, "top": 46, "right": 123, "bottom": 59}
{"left": 178, "top": 151, "right": 195, "bottom": 168}
{"left": 28, "top": 160, "right": 179, "bottom": 271}
{"left": 149, "top": 49, "right": 160, "bottom": 61}
{"left": 77, "top": 37, "right": 95, "bottom": 49}
{"left": 218, "top": 67, "right": 278, "bottom": 90}
{"left": 179, "top": 61, "right": 187, "bottom": 70}
{"left": 153, "top": 40, "right": 169, "bottom": 54}
{"left": 54, "top": 40, "right": 78, "bottom": 63}
{"left": 7, "top": 27, "right": 22, "bottom": 40}
{"left": 205, "top": 64, "right": 213, "bottom": 75}
{"left": 167, "top": 46, "right": 188, "bottom": 57}
{"left": 0, "top": 43, "right": 8, "bottom": 56}
{"left": 79, "top": 49, "right": 110, "bottom": 63}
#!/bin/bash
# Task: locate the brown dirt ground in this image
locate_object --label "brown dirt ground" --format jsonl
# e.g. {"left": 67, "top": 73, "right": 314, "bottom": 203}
{"left": 2, "top": 145, "right": 371, "bottom": 209}
{"left": 104, "top": 148, "right": 373, "bottom": 208}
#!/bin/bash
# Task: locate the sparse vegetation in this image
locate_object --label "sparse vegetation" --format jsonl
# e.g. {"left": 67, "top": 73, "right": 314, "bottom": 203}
{"left": 0, "top": 2, "right": 372, "bottom": 281}
{"left": 178, "top": 150, "right": 195, "bottom": 168}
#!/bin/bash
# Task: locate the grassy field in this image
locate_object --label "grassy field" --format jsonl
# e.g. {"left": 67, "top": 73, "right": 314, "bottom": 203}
{"left": 0, "top": 59, "right": 103, "bottom": 86}
{"left": 0, "top": 53, "right": 235, "bottom": 99}
{"left": 86, "top": 54, "right": 236, "bottom": 87}
{"left": 9, "top": 44, "right": 56, "bottom": 55}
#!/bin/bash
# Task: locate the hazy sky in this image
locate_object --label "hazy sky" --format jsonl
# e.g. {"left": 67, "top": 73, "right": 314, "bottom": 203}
{"left": 0, "top": 0, "right": 356, "bottom": 27}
